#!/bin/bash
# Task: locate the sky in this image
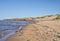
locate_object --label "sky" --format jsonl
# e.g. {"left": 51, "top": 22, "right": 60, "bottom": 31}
{"left": 0, "top": 0, "right": 60, "bottom": 19}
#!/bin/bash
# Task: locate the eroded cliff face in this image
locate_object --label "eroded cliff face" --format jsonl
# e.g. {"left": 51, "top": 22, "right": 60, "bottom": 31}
{"left": 6, "top": 15, "right": 60, "bottom": 41}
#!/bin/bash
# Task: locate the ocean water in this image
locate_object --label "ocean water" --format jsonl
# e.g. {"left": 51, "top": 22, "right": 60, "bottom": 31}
{"left": 0, "top": 20, "right": 34, "bottom": 41}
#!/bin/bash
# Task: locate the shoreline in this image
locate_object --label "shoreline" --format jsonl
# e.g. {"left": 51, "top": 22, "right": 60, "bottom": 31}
{"left": 5, "top": 26, "right": 25, "bottom": 41}
{"left": 0, "top": 31, "right": 15, "bottom": 41}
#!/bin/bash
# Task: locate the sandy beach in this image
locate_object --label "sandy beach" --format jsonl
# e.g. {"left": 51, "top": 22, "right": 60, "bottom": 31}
{"left": 6, "top": 15, "right": 60, "bottom": 41}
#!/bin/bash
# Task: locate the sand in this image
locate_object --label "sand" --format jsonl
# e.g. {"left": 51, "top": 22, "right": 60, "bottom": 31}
{"left": 6, "top": 15, "right": 60, "bottom": 41}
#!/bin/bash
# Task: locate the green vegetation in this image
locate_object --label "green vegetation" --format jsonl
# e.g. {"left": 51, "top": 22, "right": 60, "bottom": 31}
{"left": 36, "top": 17, "right": 41, "bottom": 18}
{"left": 40, "top": 16, "right": 45, "bottom": 18}
{"left": 36, "top": 16, "right": 46, "bottom": 19}
{"left": 30, "top": 17, "right": 35, "bottom": 19}
{"left": 56, "top": 15, "right": 60, "bottom": 19}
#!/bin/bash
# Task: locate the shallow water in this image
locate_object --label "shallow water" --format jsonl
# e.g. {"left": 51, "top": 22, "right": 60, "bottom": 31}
{"left": 0, "top": 20, "right": 33, "bottom": 41}
{"left": 0, "top": 30, "right": 15, "bottom": 41}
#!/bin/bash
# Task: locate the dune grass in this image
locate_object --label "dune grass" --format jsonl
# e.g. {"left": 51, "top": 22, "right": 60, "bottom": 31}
{"left": 56, "top": 15, "right": 60, "bottom": 19}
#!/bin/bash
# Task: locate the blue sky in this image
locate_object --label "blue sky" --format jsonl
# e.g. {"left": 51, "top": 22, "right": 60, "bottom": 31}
{"left": 0, "top": 0, "right": 60, "bottom": 19}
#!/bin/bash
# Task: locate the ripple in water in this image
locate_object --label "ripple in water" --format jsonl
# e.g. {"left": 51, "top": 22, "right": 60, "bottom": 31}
{"left": 0, "top": 20, "right": 33, "bottom": 41}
